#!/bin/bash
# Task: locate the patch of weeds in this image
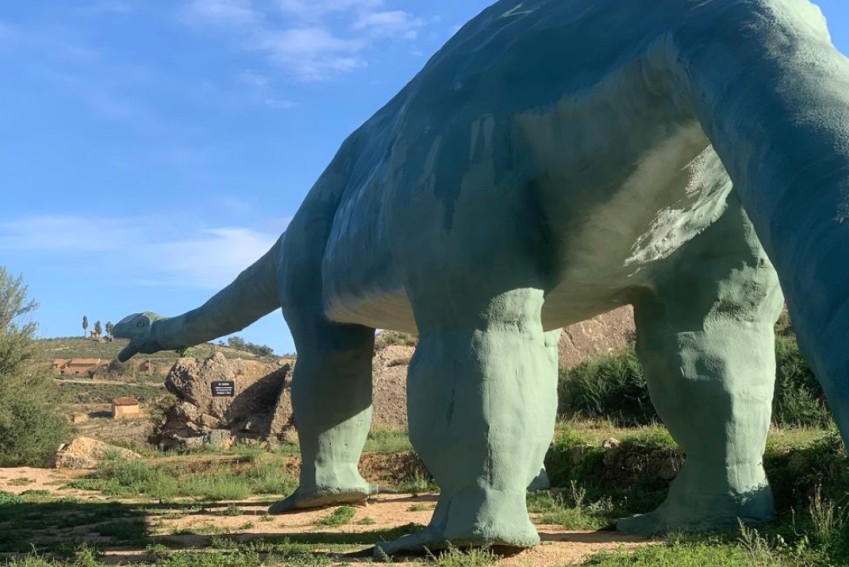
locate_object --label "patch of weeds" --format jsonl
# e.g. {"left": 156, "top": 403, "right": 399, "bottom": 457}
{"left": 221, "top": 504, "right": 243, "bottom": 516}
{"left": 206, "top": 536, "right": 332, "bottom": 565}
{"left": 146, "top": 549, "right": 266, "bottom": 566}
{"left": 3, "top": 544, "right": 103, "bottom": 567}
{"left": 430, "top": 544, "right": 497, "bottom": 567}
{"left": 191, "top": 524, "right": 227, "bottom": 536}
{"left": 737, "top": 522, "right": 778, "bottom": 566}
{"left": 239, "top": 521, "right": 255, "bottom": 530}
{"left": 68, "top": 543, "right": 102, "bottom": 567}
{"left": 264, "top": 523, "right": 425, "bottom": 546}
{"left": 531, "top": 482, "right": 615, "bottom": 530}
{"left": 93, "top": 518, "right": 149, "bottom": 545}
{"left": 364, "top": 429, "right": 412, "bottom": 453}
{"left": 8, "top": 477, "right": 33, "bottom": 486}
{"left": 0, "top": 490, "right": 24, "bottom": 504}
{"left": 808, "top": 485, "right": 849, "bottom": 558}
{"left": 315, "top": 505, "right": 356, "bottom": 527}
{"left": 620, "top": 426, "right": 676, "bottom": 449}
{"left": 71, "top": 452, "right": 299, "bottom": 502}
{"left": 408, "top": 503, "right": 430, "bottom": 512}
{"left": 260, "top": 512, "right": 273, "bottom": 522}
{"left": 397, "top": 470, "right": 438, "bottom": 495}
{"left": 356, "top": 517, "right": 377, "bottom": 525}
{"left": 20, "top": 489, "right": 51, "bottom": 498}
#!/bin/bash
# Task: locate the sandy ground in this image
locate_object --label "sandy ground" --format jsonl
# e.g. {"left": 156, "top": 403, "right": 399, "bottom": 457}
{"left": 0, "top": 466, "right": 652, "bottom": 566}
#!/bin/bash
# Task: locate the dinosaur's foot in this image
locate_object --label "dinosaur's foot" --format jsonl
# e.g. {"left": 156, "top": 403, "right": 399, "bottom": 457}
{"left": 374, "top": 488, "right": 539, "bottom": 557}
{"left": 616, "top": 463, "right": 776, "bottom": 535}
{"left": 268, "top": 486, "right": 370, "bottom": 514}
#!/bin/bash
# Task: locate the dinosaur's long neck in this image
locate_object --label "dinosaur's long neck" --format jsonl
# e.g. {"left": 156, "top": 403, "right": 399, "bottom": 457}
{"left": 673, "top": 1, "right": 849, "bottom": 442}
{"left": 154, "top": 234, "right": 284, "bottom": 350}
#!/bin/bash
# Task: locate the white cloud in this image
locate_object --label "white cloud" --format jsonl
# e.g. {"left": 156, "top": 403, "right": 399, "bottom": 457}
{"left": 0, "top": 215, "right": 134, "bottom": 252}
{"left": 233, "top": 70, "right": 298, "bottom": 108}
{"left": 151, "top": 227, "right": 278, "bottom": 289}
{"left": 236, "top": 69, "right": 269, "bottom": 87}
{"left": 255, "top": 27, "right": 366, "bottom": 80}
{"left": 276, "top": 0, "right": 384, "bottom": 20}
{"left": 182, "top": 0, "right": 259, "bottom": 27}
{"left": 0, "top": 214, "right": 285, "bottom": 290}
{"left": 180, "top": 0, "right": 428, "bottom": 81}
{"left": 353, "top": 10, "right": 424, "bottom": 39}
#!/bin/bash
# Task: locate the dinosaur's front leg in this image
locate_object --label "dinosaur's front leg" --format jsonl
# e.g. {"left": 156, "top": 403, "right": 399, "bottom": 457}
{"left": 268, "top": 318, "right": 375, "bottom": 513}
{"left": 376, "top": 288, "right": 557, "bottom": 555}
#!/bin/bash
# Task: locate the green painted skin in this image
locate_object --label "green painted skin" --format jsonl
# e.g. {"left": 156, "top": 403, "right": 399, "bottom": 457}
{"left": 114, "top": 0, "right": 849, "bottom": 555}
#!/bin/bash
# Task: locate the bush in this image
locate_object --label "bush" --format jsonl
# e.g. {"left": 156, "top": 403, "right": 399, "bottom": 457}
{"left": 226, "top": 336, "right": 275, "bottom": 357}
{"left": 0, "top": 267, "right": 68, "bottom": 466}
{"left": 558, "top": 348, "right": 655, "bottom": 426}
{"left": 558, "top": 331, "right": 829, "bottom": 428}
{"left": 772, "top": 335, "right": 829, "bottom": 427}
{"left": 374, "top": 330, "right": 417, "bottom": 349}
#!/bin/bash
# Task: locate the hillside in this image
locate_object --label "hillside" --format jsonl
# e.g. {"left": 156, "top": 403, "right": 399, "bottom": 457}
{"left": 35, "top": 336, "right": 283, "bottom": 367}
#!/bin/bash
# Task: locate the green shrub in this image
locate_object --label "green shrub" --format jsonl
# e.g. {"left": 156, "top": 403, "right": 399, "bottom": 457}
{"left": 0, "top": 267, "right": 68, "bottom": 467}
{"left": 558, "top": 332, "right": 830, "bottom": 428}
{"left": 558, "top": 348, "right": 655, "bottom": 426}
{"left": 374, "top": 330, "right": 417, "bottom": 349}
{"left": 772, "top": 336, "right": 829, "bottom": 427}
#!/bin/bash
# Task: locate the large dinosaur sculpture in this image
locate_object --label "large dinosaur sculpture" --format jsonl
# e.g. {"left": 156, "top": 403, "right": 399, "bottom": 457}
{"left": 114, "top": 0, "right": 849, "bottom": 555}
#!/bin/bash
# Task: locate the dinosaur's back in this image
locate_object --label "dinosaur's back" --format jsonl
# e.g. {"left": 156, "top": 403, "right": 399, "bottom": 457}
{"left": 317, "top": 0, "right": 742, "bottom": 331}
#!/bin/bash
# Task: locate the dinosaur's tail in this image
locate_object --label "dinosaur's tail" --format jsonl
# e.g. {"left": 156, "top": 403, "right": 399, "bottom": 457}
{"left": 149, "top": 232, "right": 285, "bottom": 352}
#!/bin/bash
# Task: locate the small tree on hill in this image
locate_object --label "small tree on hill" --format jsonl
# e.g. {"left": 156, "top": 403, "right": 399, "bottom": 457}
{"left": 105, "top": 321, "right": 114, "bottom": 339}
{"left": 82, "top": 315, "right": 88, "bottom": 337}
{"left": 94, "top": 320, "right": 102, "bottom": 338}
{"left": 0, "top": 267, "right": 68, "bottom": 466}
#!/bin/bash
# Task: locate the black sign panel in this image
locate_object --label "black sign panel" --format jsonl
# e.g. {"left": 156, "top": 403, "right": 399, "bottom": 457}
{"left": 211, "top": 381, "right": 235, "bottom": 397}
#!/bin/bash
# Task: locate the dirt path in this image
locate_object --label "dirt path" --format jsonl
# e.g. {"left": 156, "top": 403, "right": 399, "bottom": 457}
{"left": 154, "top": 493, "right": 651, "bottom": 566}
{"left": 1, "top": 467, "right": 652, "bottom": 566}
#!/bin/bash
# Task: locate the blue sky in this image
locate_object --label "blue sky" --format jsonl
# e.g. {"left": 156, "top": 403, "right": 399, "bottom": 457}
{"left": 2, "top": 0, "right": 847, "bottom": 355}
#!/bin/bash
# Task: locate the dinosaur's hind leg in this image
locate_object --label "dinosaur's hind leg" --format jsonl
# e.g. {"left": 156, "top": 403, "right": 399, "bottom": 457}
{"left": 618, "top": 194, "right": 784, "bottom": 534}
{"left": 376, "top": 287, "right": 558, "bottom": 555}
{"left": 268, "top": 316, "right": 375, "bottom": 513}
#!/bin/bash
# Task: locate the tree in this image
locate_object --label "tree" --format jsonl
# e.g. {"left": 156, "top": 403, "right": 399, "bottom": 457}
{"left": 94, "top": 320, "right": 102, "bottom": 337}
{"left": 105, "top": 321, "right": 114, "bottom": 339}
{"left": 82, "top": 315, "right": 88, "bottom": 337}
{"left": 0, "top": 267, "right": 68, "bottom": 466}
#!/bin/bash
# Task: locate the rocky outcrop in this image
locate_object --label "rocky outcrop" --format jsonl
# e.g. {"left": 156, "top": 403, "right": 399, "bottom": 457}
{"left": 54, "top": 437, "right": 141, "bottom": 469}
{"left": 558, "top": 306, "right": 635, "bottom": 369}
{"left": 156, "top": 353, "right": 294, "bottom": 449}
{"left": 371, "top": 344, "right": 414, "bottom": 429}
{"left": 155, "top": 310, "right": 634, "bottom": 449}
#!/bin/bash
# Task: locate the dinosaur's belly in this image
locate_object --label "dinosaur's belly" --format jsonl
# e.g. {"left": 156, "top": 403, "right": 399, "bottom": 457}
{"left": 322, "top": 124, "right": 733, "bottom": 334}
{"left": 322, "top": 164, "right": 418, "bottom": 333}
{"left": 541, "top": 130, "right": 733, "bottom": 328}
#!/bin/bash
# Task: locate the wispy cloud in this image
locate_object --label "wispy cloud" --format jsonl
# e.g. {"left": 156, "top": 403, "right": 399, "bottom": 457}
{"left": 151, "top": 227, "right": 277, "bottom": 289}
{"left": 180, "top": 0, "right": 429, "bottom": 81}
{"left": 254, "top": 27, "right": 366, "bottom": 80}
{"left": 0, "top": 214, "right": 284, "bottom": 290}
{"left": 183, "top": 0, "right": 259, "bottom": 27}
{"left": 0, "top": 215, "right": 132, "bottom": 252}
{"left": 353, "top": 10, "right": 424, "bottom": 40}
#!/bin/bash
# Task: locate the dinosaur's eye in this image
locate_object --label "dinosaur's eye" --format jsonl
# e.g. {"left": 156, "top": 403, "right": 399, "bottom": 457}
{"left": 137, "top": 321, "right": 145, "bottom": 328}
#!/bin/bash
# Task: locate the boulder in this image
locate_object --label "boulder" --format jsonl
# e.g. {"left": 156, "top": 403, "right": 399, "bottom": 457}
{"left": 157, "top": 352, "right": 294, "bottom": 449}
{"left": 371, "top": 344, "right": 414, "bottom": 430}
{"left": 558, "top": 306, "right": 635, "bottom": 369}
{"left": 54, "top": 437, "right": 141, "bottom": 469}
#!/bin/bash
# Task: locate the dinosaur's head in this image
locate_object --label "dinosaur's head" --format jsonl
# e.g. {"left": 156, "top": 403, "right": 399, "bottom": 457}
{"left": 113, "top": 312, "right": 165, "bottom": 362}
